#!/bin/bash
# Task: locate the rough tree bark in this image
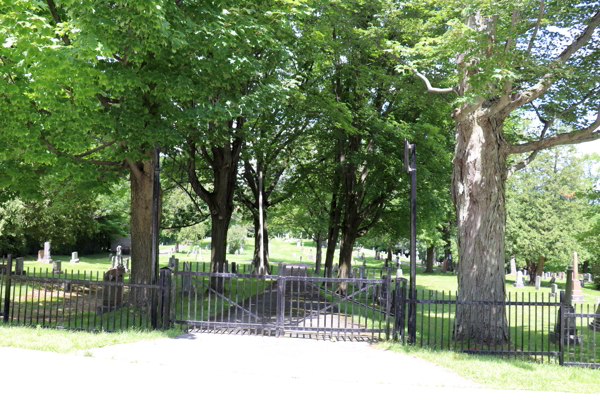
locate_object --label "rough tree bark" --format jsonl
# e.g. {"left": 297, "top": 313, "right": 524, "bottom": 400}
{"left": 453, "top": 112, "right": 509, "bottom": 343}
{"left": 130, "top": 156, "right": 155, "bottom": 287}
{"left": 414, "top": 8, "right": 600, "bottom": 344}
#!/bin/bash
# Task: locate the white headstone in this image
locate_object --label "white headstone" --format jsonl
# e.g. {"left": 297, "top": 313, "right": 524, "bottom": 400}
{"left": 70, "top": 252, "right": 79, "bottom": 263}
{"left": 43, "top": 242, "right": 52, "bottom": 263}
{"left": 535, "top": 275, "right": 541, "bottom": 291}
{"left": 514, "top": 271, "right": 524, "bottom": 287}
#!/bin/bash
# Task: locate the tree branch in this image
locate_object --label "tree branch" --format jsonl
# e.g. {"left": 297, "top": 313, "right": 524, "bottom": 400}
{"left": 507, "top": 105, "right": 600, "bottom": 154}
{"left": 527, "top": 0, "right": 545, "bottom": 54}
{"left": 74, "top": 140, "right": 117, "bottom": 158}
{"left": 412, "top": 70, "right": 456, "bottom": 94}
{"left": 505, "top": 10, "right": 600, "bottom": 114}
{"left": 46, "top": 0, "right": 70, "bottom": 45}
{"left": 126, "top": 159, "right": 143, "bottom": 182}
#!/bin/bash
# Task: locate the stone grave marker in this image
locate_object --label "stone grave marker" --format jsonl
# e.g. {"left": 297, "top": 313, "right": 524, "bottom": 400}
{"left": 571, "top": 252, "right": 584, "bottom": 302}
{"left": 97, "top": 266, "right": 126, "bottom": 315}
{"left": 37, "top": 250, "right": 44, "bottom": 262}
{"left": 70, "top": 252, "right": 79, "bottom": 263}
{"left": 15, "top": 257, "right": 26, "bottom": 276}
{"left": 549, "top": 283, "right": 557, "bottom": 297}
{"left": 52, "top": 260, "right": 62, "bottom": 275}
{"left": 535, "top": 275, "right": 541, "bottom": 291}
{"left": 43, "top": 242, "right": 52, "bottom": 263}
{"left": 589, "top": 299, "right": 600, "bottom": 332}
{"left": 549, "top": 276, "right": 556, "bottom": 285}
{"left": 550, "top": 267, "right": 581, "bottom": 345}
{"left": 396, "top": 268, "right": 403, "bottom": 279}
{"left": 514, "top": 271, "right": 524, "bottom": 287}
{"left": 181, "top": 260, "right": 192, "bottom": 294}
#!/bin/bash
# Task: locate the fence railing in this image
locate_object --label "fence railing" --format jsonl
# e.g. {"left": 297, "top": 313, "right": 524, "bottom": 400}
{"left": 1, "top": 257, "right": 160, "bottom": 331}
{"left": 2, "top": 254, "right": 599, "bottom": 368}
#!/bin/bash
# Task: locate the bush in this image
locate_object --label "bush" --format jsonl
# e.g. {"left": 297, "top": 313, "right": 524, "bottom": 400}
{"left": 594, "top": 276, "right": 600, "bottom": 291}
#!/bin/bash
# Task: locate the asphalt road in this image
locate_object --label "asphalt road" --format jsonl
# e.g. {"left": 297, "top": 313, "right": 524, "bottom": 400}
{"left": 1, "top": 333, "right": 598, "bottom": 399}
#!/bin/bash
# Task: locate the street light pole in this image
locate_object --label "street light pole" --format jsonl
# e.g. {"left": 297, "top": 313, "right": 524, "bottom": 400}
{"left": 151, "top": 146, "right": 161, "bottom": 329}
{"left": 404, "top": 139, "right": 417, "bottom": 344}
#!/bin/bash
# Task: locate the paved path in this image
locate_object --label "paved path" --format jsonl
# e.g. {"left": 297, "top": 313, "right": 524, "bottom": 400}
{"left": 2, "top": 333, "right": 598, "bottom": 399}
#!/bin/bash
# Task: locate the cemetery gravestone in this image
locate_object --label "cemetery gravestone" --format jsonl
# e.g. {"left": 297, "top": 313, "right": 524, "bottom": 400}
{"left": 98, "top": 266, "right": 126, "bottom": 315}
{"left": 15, "top": 257, "right": 26, "bottom": 276}
{"left": 514, "top": 271, "right": 524, "bottom": 287}
{"left": 43, "top": 242, "right": 52, "bottom": 263}
{"left": 70, "top": 252, "right": 79, "bottom": 263}
{"left": 550, "top": 283, "right": 557, "bottom": 297}
{"left": 37, "top": 250, "right": 44, "bottom": 262}
{"left": 589, "top": 299, "right": 600, "bottom": 332}
{"left": 181, "top": 260, "right": 192, "bottom": 294}
{"left": 535, "top": 275, "right": 541, "bottom": 291}
{"left": 52, "top": 260, "right": 62, "bottom": 275}
{"left": 571, "top": 252, "right": 584, "bottom": 303}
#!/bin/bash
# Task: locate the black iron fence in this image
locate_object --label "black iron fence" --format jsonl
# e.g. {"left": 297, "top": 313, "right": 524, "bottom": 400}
{"left": 169, "top": 262, "right": 394, "bottom": 341}
{"left": 2, "top": 255, "right": 599, "bottom": 368}
{"left": 1, "top": 256, "right": 159, "bottom": 331}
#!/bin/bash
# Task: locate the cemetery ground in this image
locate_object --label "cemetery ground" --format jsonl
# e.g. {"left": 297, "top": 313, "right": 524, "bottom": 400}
{"left": 2, "top": 238, "right": 600, "bottom": 393}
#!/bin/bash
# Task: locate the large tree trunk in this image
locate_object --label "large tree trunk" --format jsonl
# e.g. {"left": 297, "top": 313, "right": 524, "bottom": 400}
{"left": 315, "top": 231, "right": 323, "bottom": 272}
{"left": 425, "top": 245, "right": 435, "bottom": 273}
{"left": 210, "top": 212, "right": 231, "bottom": 293}
{"left": 130, "top": 158, "right": 154, "bottom": 287}
{"left": 186, "top": 133, "right": 243, "bottom": 293}
{"left": 453, "top": 114, "right": 508, "bottom": 344}
{"left": 325, "top": 191, "right": 342, "bottom": 278}
{"left": 337, "top": 227, "right": 358, "bottom": 295}
{"left": 442, "top": 221, "right": 452, "bottom": 272}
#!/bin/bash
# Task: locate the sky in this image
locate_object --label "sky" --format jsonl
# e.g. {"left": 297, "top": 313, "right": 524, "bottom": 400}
{"left": 576, "top": 140, "right": 600, "bottom": 156}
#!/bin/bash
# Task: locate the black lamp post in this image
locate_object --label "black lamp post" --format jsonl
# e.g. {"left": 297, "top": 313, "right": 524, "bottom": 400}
{"left": 404, "top": 139, "right": 417, "bottom": 344}
{"left": 151, "top": 146, "right": 161, "bottom": 329}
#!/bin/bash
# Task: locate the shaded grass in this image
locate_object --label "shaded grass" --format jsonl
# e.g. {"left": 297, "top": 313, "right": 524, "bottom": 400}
{"left": 379, "top": 342, "right": 600, "bottom": 393}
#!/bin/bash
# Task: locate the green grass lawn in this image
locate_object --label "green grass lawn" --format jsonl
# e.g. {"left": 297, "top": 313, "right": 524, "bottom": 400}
{"left": 379, "top": 343, "right": 600, "bottom": 394}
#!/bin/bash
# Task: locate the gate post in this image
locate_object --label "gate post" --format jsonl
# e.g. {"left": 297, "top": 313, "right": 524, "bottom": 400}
{"left": 385, "top": 273, "right": 392, "bottom": 340}
{"left": 3, "top": 254, "right": 12, "bottom": 324}
{"left": 159, "top": 267, "right": 172, "bottom": 330}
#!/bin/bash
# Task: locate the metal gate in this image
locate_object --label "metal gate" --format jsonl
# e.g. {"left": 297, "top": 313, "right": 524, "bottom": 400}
{"left": 169, "top": 264, "right": 395, "bottom": 341}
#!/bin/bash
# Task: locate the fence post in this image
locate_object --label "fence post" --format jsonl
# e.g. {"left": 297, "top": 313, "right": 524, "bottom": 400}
{"left": 559, "top": 291, "right": 565, "bottom": 366}
{"left": 159, "top": 267, "right": 172, "bottom": 330}
{"left": 394, "top": 278, "right": 403, "bottom": 341}
{"left": 3, "top": 254, "right": 12, "bottom": 324}
{"left": 385, "top": 273, "right": 392, "bottom": 340}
